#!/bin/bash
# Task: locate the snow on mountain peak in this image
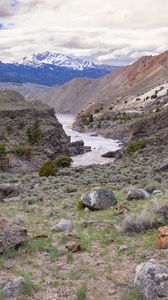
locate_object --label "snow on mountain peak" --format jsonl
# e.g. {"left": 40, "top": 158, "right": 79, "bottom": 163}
{"left": 15, "top": 51, "right": 100, "bottom": 70}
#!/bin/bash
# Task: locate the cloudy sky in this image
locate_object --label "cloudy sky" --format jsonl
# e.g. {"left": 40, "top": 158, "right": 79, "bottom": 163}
{"left": 0, "top": 0, "right": 168, "bottom": 65}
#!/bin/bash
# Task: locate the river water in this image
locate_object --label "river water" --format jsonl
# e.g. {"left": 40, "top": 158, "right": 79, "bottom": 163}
{"left": 57, "top": 114, "right": 121, "bottom": 167}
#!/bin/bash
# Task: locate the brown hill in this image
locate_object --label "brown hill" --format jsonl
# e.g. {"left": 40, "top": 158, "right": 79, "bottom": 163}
{"left": 41, "top": 50, "right": 168, "bottom": 114}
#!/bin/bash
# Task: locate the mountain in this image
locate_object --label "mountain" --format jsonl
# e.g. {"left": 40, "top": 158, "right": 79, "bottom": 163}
{"left": 0, "top": 52, "right": 119, "bottom": 87}
{"left": 15, "top": 51, "right": 115, "bottom": 72}
{"left": 41, "top": 50, "right": 168, "bottom": 113}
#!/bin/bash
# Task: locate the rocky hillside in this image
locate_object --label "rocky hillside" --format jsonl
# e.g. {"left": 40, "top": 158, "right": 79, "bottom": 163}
{"left": 42, "top": 50, "right": 168, "bottom": 114}
{"left": 0, "top": 89, "right": 70, "bottom": 173}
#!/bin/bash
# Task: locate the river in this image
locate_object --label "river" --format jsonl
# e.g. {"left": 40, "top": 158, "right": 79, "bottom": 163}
{"left": 57, "top": 114, "right": 121, "bottom": 167}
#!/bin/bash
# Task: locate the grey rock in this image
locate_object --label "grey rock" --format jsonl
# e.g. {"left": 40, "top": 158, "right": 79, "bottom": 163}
{"left": 153, "top": 190, "right": 162, "bottom": 195}
{"left": 81, "top": 187, "right": 117, "bottom": 210}
{"left": 134, "top": 260, "right": 168, "bottom": 300}
{"left": 52, "top": 219, "right": 73, "bottom": 232}
{"left": 119, "top": 245, "right": 131, "bottom": 252}
{"left": 101, "top": 150, "right": 122, "bottom": 158}
{"left": 69, "top": 140, "right": 91, "bottom": 156}
{"left": 0, "top": 184, "right": 21, "bottom": 201}
{"left": 158, "top": 160, "right": 168, "bottom": 171}
{"left": 0, "top": 218, "right": 28, "bottom": 253}
{"left": 0, "top": 276, "right": 24, "bottom": 298}
{"left": 127, "top": 188, "right": 149, "bottom": 200}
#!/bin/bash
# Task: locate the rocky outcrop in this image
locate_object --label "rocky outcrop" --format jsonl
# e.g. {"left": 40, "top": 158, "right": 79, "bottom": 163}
{"left": 0, "top": 89, "right": 70, "bottom": 172}
{"left": 0, "top": 218, "right": 28, "bottom": 253}
{"left": 134, "top": 260, "right": 168, "bottom": 299}
{"left": 81, "top": 187, "right": 117, "bottom": 210}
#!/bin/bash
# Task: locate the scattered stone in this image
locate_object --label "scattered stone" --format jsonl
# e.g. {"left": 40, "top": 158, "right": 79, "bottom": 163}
{"left": 0, "top": 218, "right": 28, "bottom": 253}
{"left": 65, "top": 242, "right": 81, "bottom": 253}
{"left": 108, "top": 288, "right": 117, "bottom": 295}
{"left": 119, "top": 245, "right": 131, "bottom": 252}
{"left": 156, "top": 226, "right": 168, "bottom": 249}
{"left": 153, "top": 190, "right": 162, "bottom": 195}
{"left": 81, "top": 187, "right": 117, "bottom": 210}
{"left": 90, "top": 133, "right": 98, "bottom": 137}
{"left": 52, "top": 219, "right": 73, "bottom": 232}
{"left": 134, "top": 259, "right": 168, "bottom": 300}
{"left": 127, "top": 188, "right": 149, "bottom": 200}
{"left": 101, "top": 149, "right": 122, "bottom": 158}
{"left": 115, "top": 203, "right": 130, "bottom": 215}
{"left": 13, "top": 215, "right": 26, "bottom": 226}
{"left": 158, "top": 160, "right": 168, "bottom": 171}
{"left": 85, "top": 207, "right": 90, "bottom": 212}
{"left": 0, "top": 276, "right": 24, "bottom": 298}
{"left": 0, "top": 184, "right": 21, "bottom": 201}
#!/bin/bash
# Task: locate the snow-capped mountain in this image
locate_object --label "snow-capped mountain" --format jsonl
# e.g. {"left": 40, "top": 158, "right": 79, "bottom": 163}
{"left": 0, "top": 52, "right": 120, "bottom": 87}
{"left": 15, "top": 51, "right": 114, "bottom": 71}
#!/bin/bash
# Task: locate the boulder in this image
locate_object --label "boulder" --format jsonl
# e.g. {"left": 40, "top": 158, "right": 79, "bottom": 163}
{"left": 0, "top": 219, "right": 28, "bottom": 253}
{"left": 0, "top": 276, "right": 24, "bottom": 298}
{"left": 158, "top": 160, "right": 168, "bottom": 171}
{"left": 156, "top": 226, "right": 168, "bottom": 249}
{"left": 101, "top": 150, "right": 122, "bottom": 159}
{"left": 134, "top": 260, "right": 168, "bottom": 300}
{"left": 52, "top": 219, "right": 73, "bottom": 232}
{"left": 127, "top": 188, "right": 149, "bottom": 200}
{"left": 81, "top": 187, "right": 117, "bottom": 210}
{"left": 0, "top": 184, "right": 21, "bottom": 201}
{"left": 69, "top": 140, "right": 91, "bottom": 156}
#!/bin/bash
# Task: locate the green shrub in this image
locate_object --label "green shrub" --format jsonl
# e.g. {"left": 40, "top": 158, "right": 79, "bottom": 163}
{"left": 55, "top": 155, "right": 72, "bottom": 168}
{"left": 27, "top": 120, "right": 43, "bottom": 145}
{"left": 80, "top": 113, "right": 94, "bottom": 126}
{"left": 127, "top": 139, "right": 148, "bottom": 154}
{"left": 39, "top": 160, "right": 56, "bottom": 177}
{"left": 77, "top": 200, "right": 85, "bottom": 210}
{"left": 12, "top": 144, "right": 32, "bottom": 159}
{"left": 76, "top": 285, "right": 87, "bottom": 300}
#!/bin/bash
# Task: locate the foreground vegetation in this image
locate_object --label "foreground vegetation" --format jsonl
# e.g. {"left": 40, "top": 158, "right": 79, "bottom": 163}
{"left": 0, "top": 141, "right": 168, "bottom": 299}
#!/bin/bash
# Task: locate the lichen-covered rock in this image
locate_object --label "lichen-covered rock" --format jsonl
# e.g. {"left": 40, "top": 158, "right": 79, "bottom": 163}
{"left": 127, "top": 188, "right": 149, "bottom": 200}
{"left": 134, "top": 260, "right": 168, "bottom": 300}
{"left": 0, "top": 219, "right": 28, "bottom": 253}
{"left": 81, "top": 187, "right": 117, "bottom": 210}
{"left": 0, "top": 276, "right": 24, "bottom": 298}
{"left": 0, "top": 184, "right": 21, "bottom": 201}
{"left": 156, "top": 226, "right": 168, "bottom": 249}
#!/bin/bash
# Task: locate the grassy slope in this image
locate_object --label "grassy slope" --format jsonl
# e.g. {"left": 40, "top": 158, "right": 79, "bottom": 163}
{"left": 0, "top": 143, "right": 168, "bottom": 299}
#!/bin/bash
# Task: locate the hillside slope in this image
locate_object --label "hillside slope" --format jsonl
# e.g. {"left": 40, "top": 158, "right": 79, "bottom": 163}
{"left": 42, "top": 50, "right": 168, "bottom": 113}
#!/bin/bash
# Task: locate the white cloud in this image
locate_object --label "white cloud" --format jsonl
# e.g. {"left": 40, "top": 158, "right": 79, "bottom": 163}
{"left": 0, "top": 0, "right": 168, "bottom": 65}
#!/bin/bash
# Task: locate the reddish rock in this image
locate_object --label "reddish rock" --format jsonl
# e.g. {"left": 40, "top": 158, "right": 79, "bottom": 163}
{"left": 156, "top": 226, "right": 168, "bottom": 249}
{"left": 115, "top": 203, "right": 130, "bottom": 215}
{"left": 65, "top": 242, "right": 81, "bottom": 253}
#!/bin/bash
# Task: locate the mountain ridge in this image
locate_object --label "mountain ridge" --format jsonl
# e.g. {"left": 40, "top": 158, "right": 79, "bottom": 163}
{"left": 41, "top": 50, "right": 168, "bottom": 113}
{"left": 14, "top": 51, "right": 116, "bottom": 72}
{"left": 0, "top": 52, "right": 119, "bottom": 87}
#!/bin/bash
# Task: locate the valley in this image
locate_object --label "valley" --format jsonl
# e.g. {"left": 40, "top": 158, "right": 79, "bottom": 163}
{"left": 0, "top": 50, "right": 168, "bottom": 300}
